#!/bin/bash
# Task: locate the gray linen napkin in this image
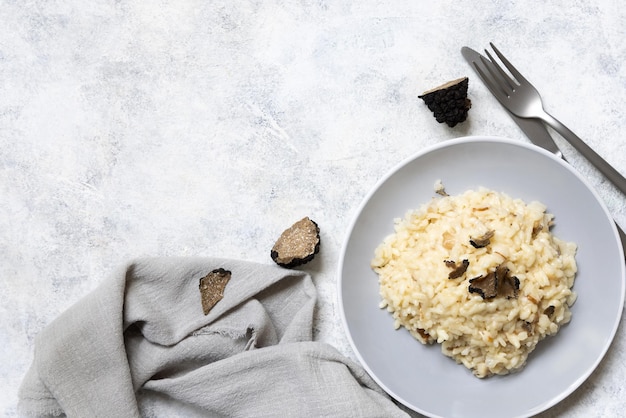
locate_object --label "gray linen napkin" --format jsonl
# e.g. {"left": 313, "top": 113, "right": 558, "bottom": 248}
{"left": 18, "top": 257, "right": 408, "bottom": 417}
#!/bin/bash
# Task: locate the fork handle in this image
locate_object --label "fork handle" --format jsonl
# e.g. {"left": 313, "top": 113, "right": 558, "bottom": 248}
{"left": 542, "top": 112, "right": 626, "bottom": 195}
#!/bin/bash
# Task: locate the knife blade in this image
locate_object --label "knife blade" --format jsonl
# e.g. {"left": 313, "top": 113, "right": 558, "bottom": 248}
{"left": 462, "top": 45, "right": 626, "bottom": 257}
{"left": 461, "top": 46, "right": 564, "bottom": 160}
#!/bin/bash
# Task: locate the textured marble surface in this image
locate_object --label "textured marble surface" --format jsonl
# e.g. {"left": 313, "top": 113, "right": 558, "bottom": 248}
{"left": 2, "top": 1, "right": 626, "bottom": 417}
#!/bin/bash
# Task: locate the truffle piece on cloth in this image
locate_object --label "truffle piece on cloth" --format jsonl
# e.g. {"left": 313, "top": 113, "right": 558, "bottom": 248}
{"left": 18, "top": 257, "right": 408, "bottom": 418}
{"left": 199, "top": 268, "right": 231, "bottom": 315}
{"left": 418, "top": 77, "right": 471, "bottom": 127}
{"left": 271, "top": 217, "right": 321, "bottom": 268}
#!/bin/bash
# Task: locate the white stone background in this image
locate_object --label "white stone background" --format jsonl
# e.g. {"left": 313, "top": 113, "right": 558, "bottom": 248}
{"left": 1, "top": 1, "right": 625, "bottom": 416}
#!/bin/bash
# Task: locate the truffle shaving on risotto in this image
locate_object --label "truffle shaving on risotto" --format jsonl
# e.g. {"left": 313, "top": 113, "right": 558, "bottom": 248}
{"left": 371, "top": 186, "right": 577, "bottom": 378}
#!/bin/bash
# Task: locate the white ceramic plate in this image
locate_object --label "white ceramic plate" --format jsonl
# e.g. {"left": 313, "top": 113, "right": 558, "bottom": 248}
{"left": 338, "top": 136, "right": 625, "bottom": 418}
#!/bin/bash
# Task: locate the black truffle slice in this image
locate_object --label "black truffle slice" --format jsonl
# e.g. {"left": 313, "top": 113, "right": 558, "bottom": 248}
{"left": 469, "top": 230, "right": 495, "bottom": 248}
{"left": 444, "top": 259, "right": 469, "bottom": 279}
{"left": 469, "top": 271, "right": 498, "bottom": 299}
{"left": 418, "top": 77, "right": 471, "bottom": 127}
{"left": 469, "top": 264, "right": 520, "bottom": 300}
{"left": 495, "top": 265, "right": 520, "bottom": 299}
{"left": 271, "top": 217, "right": 320, "bottom": 268}
{"left": 543, "top": 305, "right": 556, "bottom": 319}
{"left": 199, "top": 268, "right": 231, "bottom": 315}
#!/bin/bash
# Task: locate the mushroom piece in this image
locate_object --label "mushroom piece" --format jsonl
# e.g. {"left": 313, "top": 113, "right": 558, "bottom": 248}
{"left": 543, "top": 305, "right": 556, "bottom": 319}
{"left": 469, "top": 264, "right": 520, "bottom": 300}
{"left": 444, "top": 259, "right": 469, "bottom": 279}
{"left": 434, "top": 179, "right": 449, "bottom": 196}
{"left": 416, "top": 328, "right": 430, "bottom": 341}
{"left": 469, "top": 230, "right": 495, "bottom": 248}
{"left": 468, "top": 271, "right": 498, "bottom": 299}
{"left": 495, "top": 265, "right": 520, "bottom": 299}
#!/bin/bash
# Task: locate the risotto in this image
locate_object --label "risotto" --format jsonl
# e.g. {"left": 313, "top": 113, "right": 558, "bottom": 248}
{"left": 371, "top": 186, "right": 577, "bottom": 378}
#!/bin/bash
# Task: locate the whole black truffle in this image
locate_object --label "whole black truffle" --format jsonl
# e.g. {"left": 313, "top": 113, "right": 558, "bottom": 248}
{"left": 418, "top": 77, "right": 471, "bottom": 127}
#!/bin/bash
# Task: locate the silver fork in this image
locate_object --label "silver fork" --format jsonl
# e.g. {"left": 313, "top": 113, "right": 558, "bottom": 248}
{"left": 474, "top": 42, "right": 626, "bottom": 196}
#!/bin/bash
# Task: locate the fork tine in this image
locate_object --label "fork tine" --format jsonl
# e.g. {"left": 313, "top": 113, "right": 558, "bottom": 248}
{"left": 483, "top": 49, "right": 516, "bottom": 90}
{"left": 472, "top": 61, "right": 509, "bottom": 103}
{"left": 479, "top": 56, "right": 511, "bottom": 98}
{"left": 489, "top": 42, "right": 529, "bottom": 84}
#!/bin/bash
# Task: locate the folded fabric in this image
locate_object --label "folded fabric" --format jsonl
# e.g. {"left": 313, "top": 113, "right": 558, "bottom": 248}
{"left": 18, "top": 257, "right": 408, "bottom": 417}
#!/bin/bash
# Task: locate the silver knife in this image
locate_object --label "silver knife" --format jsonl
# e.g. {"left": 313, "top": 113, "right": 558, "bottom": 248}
{"left": 462, "top": 45, "right": 626, "bottom": 257}
{"left": 461, "top": 46, "right": 564, "bottom": 160}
